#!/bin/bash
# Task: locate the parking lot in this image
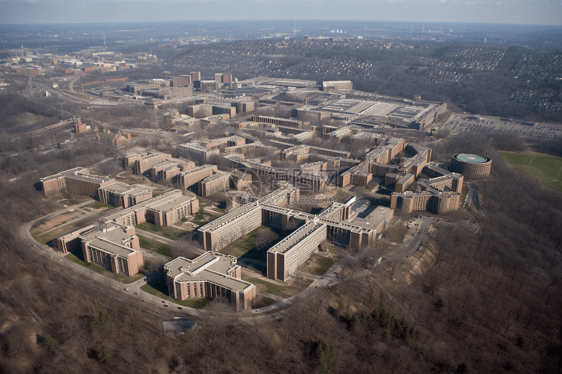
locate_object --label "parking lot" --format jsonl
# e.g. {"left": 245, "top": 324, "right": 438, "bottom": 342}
{"left": 443, "top": 113, "right": 562, "bottom": 139}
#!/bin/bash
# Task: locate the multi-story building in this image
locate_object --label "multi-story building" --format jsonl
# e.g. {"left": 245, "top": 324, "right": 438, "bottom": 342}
{"left": 190, "top": 72, "right": 201, "bottom": 82}
{"left": 322, "top": 81, "right": 353, "bottom": 92}
{"left": 98, "top": 182, "right": 153, "bottom": 208}
{"left": 54, "top": 223, "right": 143, "bottom": 277}
{"left": 40, "top": 167, "right": 115, "bottom": 197}
{"left": 104, "top": 189, "right": 199, "bottom": 227}
{"left": 198, "top": 172, "right": 230, "bottom": 197}
{"left": 164, "top": 252, "right": 256, "bottom": 311}
{"left": 149, "top": 159, "right": 195, "bottom": 182}
{"left": 212, "top": 105, "right": 236, "bottom": 117}
{"left": 267, "top": 220, "right": 327, "bottom": 281}
{"left": 251, "top": 115, "right": 301, "bottom": 129}
{"left": 187, "top": 104, "right": 213, "bottom": 118}
{"left": 171, "top": 76, "right": 191, "bottom": 87}
{"left": 390, "top": 191, "right": 460, "bottom": 215}
{"left": 232, "top": 101, "right": 254, "bottom": 113}
{"left": 178, "top": 143, "right": 220, "bottom": 164}
{"left": 81, "top": 224, "right": 144, "bottom": 277}
{"left": 178, "top": 165, "right": 218, "bottom": 190}
{"left": 125, "top": 152, "right": 172, "bottom": 175}
{"left": 200, "top": 80, "right": 219, "bottom": 92}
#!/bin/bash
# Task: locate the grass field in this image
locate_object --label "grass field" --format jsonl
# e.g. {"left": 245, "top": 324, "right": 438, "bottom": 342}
{"left": 246, "top": 277, "right": 281, "bottom": 294}
{"left": 137, "top": 222, "right": 187, "bottom": 241}
{"left": 90, "top": 201, "right": 115, "bottom": 210}
{"left": 499, "top": 152, "right": 562, "bottom": 192}
{"left": 137, "top": 235, "right": 174, "bottom": 258}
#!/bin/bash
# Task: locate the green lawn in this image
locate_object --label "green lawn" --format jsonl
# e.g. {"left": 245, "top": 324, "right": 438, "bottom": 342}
{"left": 137, "top": 235, "right": 174, "bottom": 258}
{"left": 90, "top": 201, "right": 115, "bottom": 210}
{"left": 252, "top": 296, "right": 276, "bottom": 309}
{"left": 499, "top": 152, "right": 562, "bottom": 192}
{"left": 393, "top": 234, "right": 404, "bottom": 243}
{"left": 315, "top": 257, "right": 335, "bottom": 276}
{"left": 246, "top": 277, "right": 281, "bottom": 294}
{"left": 64, "top": 253, "right": 108, "bottom": 275}
{"left": 64, "top": 252, "right": 146, "bottom": 284}
{"left": 137, "top": 222, "right": 186, "bottom": 240}
{"left": 140, "top": 284, "right": 211, "bottom": 309}
{"left": 228, "top": 226, "right": 274, "bottom": 258}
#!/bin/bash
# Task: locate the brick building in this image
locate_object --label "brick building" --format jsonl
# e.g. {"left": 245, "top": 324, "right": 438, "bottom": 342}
{"left": 54, "top": 224, "right": 143, "bottom": 277}
{"left": 104, "top": 189, "right": 199, "bottom": 227}
{"left": 198, "top": 172, "right": 230, "bottom": 197}
{"left": 449, "top": 154, "right": 492, "bottom": 179}
{"left": 81, "top": 224, "right": 144, "bottom": 277}
{"left": 40, "top": 167, "right": 115, "bottom": 197}
{"left": 164, "top": 252, "right": 256, "bottom": 311}
{"left": 149, "top": 159, "right": 195, "bottom": 183}
{"left": 98, "top": 182, "right": 154, "bottom": 208}
{"left": 178, "top": 143, "right": 220, "bottom": 164}
{"left": 178, "top": 165, "right": 218, "bottom": 190}
{"left": 125, "top": 152, "right": 172, "bottom": 175}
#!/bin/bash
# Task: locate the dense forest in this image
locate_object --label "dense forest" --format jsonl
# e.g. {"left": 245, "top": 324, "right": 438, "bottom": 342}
{"left": 0, "top": 129, "right": 561, "bottom": 373}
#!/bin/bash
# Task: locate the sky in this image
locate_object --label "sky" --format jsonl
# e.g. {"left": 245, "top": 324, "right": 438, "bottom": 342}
{"left": 0, "top": 0, "right": 561, "bottom": 25}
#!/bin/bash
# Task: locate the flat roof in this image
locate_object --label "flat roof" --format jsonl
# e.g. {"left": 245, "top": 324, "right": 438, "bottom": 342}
{"left": 149, "top": 195, "right": 195, "bottom": 213}
{"left": 41, "top": 167, "right": 113, "bottom": 184}
{"left": 268, "top": 221, "right": 326, "bottom": 255}
{"left": 99, "top": 182, "right": 153, "bottom": 196}
{"left": 456, "top": 154, "right": 487, "bottom": 163}
{"left": 104, "top": 189, "right": 183, "bottom": 221}
{"left": 165, "top": 253, "right": 254, "bottom": 293}
{"left": 81, "top": 225, "right": 137, "bottom": 258}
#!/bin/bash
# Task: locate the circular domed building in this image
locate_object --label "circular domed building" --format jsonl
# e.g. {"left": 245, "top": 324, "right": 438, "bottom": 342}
{"left": 450, "top": 154, "right": 492, "bottom": 179}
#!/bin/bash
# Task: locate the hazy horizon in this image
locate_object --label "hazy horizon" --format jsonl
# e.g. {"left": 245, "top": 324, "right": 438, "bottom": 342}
{"left": 1, "top": 0, "right": 561, "bottom": 26}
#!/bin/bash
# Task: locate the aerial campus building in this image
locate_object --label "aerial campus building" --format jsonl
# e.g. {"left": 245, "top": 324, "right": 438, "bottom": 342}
{"left": 164, "top": 252, "right": 256, "bottom": 311}
{"left": 54, "top": 223, "right": 144, "bottom": 277}
{"left": 450, "top": 154, "right": 492, "bottom": 179}
{"left": 40, "top": 167, "right": 115, "bottom": 197}
{"left": 197, "top": 183, "right": 393, "bottom": 282}
{"left": 104, "top": 189, "right": 199, "bottom": 227}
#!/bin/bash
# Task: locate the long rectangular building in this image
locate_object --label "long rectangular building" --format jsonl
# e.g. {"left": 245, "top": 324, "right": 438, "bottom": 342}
{"left": 104, "top": 189, "right": 199, "bottom": 227}
{"left": 40, "top": 167, "right": 115, "bottom": 197}
{"left": 164, "top": 252, "right": 256, "bottom": 311}
{"left": 98, "top": 182, "right": 153, "bottom": 208}
{"left": 179, "top": 164, "right": 217, "bottom": 190}
{"left": 267, "top": 220, "right": 327, "bottom": 281}
{"left": 178, "top": 143, "right": 220, "bottom": 164}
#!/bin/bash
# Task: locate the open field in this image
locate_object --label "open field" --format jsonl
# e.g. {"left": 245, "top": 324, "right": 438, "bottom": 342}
{"left": 499, "top": 152, "right": 562, "bottom": 191}
{"left": 31, "top": 220, "right": 90, "bottom": 245}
